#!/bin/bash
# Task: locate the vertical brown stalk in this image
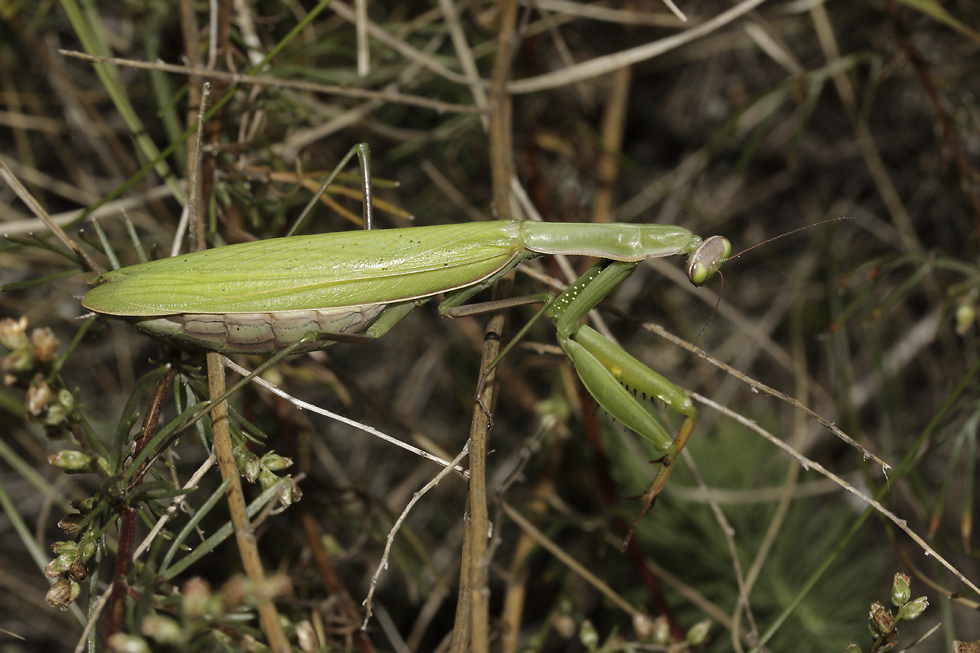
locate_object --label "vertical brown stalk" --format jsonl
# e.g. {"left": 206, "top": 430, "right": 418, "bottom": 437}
{"left": 449, "top": 0, "right": 520, "bottom": 650}
{"left": 206, "top": 354, "right": 291, "bottom": 652}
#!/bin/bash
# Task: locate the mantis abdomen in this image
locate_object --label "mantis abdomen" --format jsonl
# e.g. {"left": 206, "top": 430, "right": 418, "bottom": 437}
{"left": 133, "top": 305, "right": 387, "bottom": 353}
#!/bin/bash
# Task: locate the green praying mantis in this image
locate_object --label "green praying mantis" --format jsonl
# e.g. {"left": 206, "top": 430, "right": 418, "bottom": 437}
{"left": 80, "top": 147, "right": 731, "bottom": 531}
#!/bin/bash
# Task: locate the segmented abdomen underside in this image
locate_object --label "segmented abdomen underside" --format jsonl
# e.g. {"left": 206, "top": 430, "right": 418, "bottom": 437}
{"left": 130, "top": 304, "right": 386, "bottom": 354}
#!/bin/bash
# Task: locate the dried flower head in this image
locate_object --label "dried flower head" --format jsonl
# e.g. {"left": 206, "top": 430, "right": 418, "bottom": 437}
{"left": 45, "top": 578, "right": 80, "bottom": 610}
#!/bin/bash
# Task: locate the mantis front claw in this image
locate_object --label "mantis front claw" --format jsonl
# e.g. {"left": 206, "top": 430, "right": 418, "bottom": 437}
{"left": 622, "top": 416, "right": 696, "bottom": 548}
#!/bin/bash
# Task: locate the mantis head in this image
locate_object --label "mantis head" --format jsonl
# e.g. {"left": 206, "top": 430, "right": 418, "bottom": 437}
{"left": 686, "top": 235, "right": 731, "bottom": 286}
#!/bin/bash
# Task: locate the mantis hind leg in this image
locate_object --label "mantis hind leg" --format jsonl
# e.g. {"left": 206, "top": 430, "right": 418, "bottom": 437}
{"left": 290, "top": 143, "right": 374, "bottom": 236}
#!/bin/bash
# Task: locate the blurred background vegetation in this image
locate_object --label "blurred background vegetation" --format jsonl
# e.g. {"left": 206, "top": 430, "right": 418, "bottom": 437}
{"left": 1, "top": 0, "right": 978, "bottom": 651}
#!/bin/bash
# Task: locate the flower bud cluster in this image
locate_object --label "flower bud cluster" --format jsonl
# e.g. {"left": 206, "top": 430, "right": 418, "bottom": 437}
{"left": 100, "top": 575, "right": 304, "bottom": 651}
{"left": 848, "top": 573, "right": 929, "bottom": 653}
{"left": 566, "top": 610, "right": 709, "bottom": 648}
{"left": 233, "top": 444, "right": 302, "bottom": 507}
{"left": 44, "top": 538, "right": 96, "bottom": 610}
{"left": 1, "top": 317, "right": 76, "bottom": 436}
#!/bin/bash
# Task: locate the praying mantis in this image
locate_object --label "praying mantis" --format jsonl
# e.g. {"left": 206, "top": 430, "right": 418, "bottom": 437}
{"left": 80, "top": 148, "right": 731, "bottom": 525}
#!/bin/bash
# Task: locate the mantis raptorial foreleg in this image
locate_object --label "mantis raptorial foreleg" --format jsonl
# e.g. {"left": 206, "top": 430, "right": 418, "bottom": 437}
{"left": 436, "top": 256, "right": 707, "bottom": 542}
{"left": 549, "top": 261, "right": 699, "bottom": 543}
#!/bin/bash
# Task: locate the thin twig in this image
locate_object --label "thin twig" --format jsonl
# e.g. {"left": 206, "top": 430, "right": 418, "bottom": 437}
{"left": 221, "top": 358, "right": 468, "bottom": 476}
{"left": 58, "top": 51, "right": 481, "bottom": 116}
{"left": 73, "top": 455, "right": 216, "bottom": 653}
{"left": 362, "top": 443, "right": 470, "bottom": 627}
{"left": 691, "top": 391, "right": 980, "bottom": 598}
{"left": 681, "top": 450, "right": 759, "bottom": 652}
{"left": 809, "top": 4, "right": 923, "bottom": 254}
{"left": 0, "top": 160, "right": 103, "bottom": 275}
{"left": 299, "top": 509, "right": 375, "bottom": 651}
{"left": 507, "top": 0, "right": 769, "bottom": 93}
{"left": 500, "top": 502, "right": 643, "bottom": 618}
{"left": 622, "top": 312, "right": 891, "bottom": 472}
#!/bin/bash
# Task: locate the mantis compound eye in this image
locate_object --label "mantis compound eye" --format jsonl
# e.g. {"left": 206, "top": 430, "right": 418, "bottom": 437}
{"left": 687, "top": 235, "right": 731, "bottom": 286}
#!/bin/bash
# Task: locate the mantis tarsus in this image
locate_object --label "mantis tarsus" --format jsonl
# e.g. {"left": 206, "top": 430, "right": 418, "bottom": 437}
{"left": 81, "top": 147, "right": 731, "bottom": 535}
